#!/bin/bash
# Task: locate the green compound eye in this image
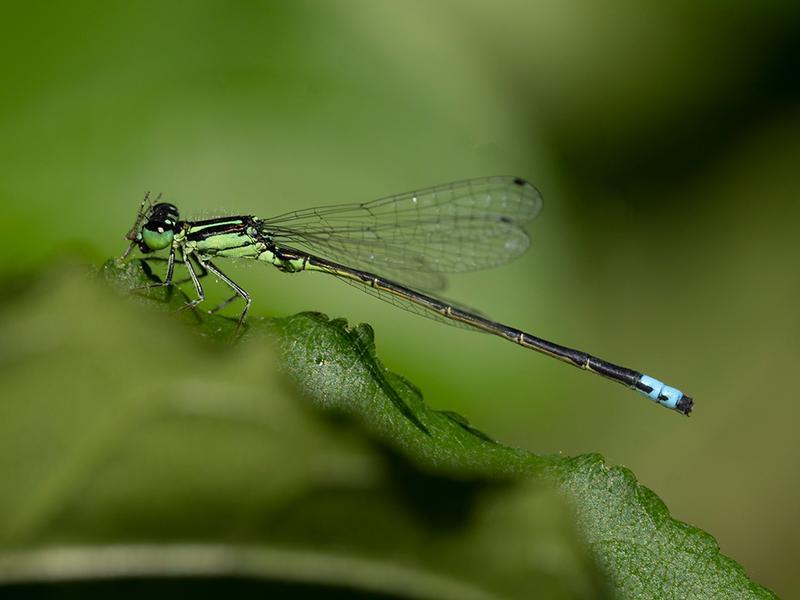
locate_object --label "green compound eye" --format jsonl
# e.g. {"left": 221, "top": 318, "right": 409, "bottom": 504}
{"left": 142, "top": 221, "right": 174, "bottom": 250}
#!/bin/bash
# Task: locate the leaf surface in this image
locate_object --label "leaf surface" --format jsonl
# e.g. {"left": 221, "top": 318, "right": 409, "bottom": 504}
{"left": 0, "top": 260, "right": 775, "bottom": 599}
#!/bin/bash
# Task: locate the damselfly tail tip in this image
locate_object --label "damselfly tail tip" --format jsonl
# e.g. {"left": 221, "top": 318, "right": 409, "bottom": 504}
{"left": 675, "top": 394, "right": 693, "bottom": 416}
{"left": 636, "top": 374, "right": 693, "bottom": 416}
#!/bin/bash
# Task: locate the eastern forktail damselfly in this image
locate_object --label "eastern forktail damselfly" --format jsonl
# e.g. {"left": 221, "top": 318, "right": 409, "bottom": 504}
{"left": 122, "top": 176, "right": 693, "bottom": 415}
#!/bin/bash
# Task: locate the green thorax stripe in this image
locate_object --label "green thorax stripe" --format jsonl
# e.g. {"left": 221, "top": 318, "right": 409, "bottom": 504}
{"left": 185, "top": 217, "right": 251, "bottom": 239}
{"left": 183, "top": 216, "right": 263, "bottom": 257}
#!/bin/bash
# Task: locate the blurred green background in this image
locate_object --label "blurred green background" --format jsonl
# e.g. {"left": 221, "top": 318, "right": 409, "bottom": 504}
{"left": 1, "top": 0, "right": 798, "bottom": 596}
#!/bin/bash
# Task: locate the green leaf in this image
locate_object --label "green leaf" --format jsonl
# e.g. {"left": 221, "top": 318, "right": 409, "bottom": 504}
{"left": 0, "top": 260, "right": 775, "bottom": 599}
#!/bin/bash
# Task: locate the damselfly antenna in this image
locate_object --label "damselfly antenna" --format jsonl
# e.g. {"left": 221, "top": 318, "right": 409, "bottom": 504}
{"left": 122, "top": 192, "right": 162, "bottom": 258}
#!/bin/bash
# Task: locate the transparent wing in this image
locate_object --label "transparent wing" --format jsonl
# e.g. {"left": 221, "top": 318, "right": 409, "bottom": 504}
{"left": 260, "top": 177, "right": 542, "bottom": 293}
{"left": 331, "top": 274, "right": 491, "bottom": 332}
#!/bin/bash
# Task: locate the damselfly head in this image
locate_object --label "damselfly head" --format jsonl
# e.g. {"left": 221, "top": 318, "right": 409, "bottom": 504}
{"left": 137, "top": 202, "right": 180, "bottom": 253}
{"left": 122, "top": 193, "right": 180, "bottom": 257}
{"left": 148, "top": 202, "right": 180, "bottom": 227}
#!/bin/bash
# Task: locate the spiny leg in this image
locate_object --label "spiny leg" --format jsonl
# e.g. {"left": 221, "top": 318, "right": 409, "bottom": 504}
{"left": 133, "top": 252, "right": 209, "bottom": 314}
{"left": 134, "top": 245, "right": 176, "bottom": 291}
{"left": 121, "top": 191, "right": 152, "bottom": 259}
{"left": 177, "top": 251, "right": 205, "bottom": 311}
{"left": 185, "top": 254, "right": 208, "bottom": 284}
{"left": 157, "top": 253, "right": 208, "bottom": 286}
{"left": 203, "top": 260, "right": 251, "bottom": 330}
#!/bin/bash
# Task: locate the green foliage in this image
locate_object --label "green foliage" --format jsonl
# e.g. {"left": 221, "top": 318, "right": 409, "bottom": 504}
{"left": 0, "top": 260, "right": 775, "bottom": 599}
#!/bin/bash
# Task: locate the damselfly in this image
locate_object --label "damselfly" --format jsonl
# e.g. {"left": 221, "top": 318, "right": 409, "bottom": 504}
{"left": 122, "top": 177, "right": 693, "bottom": 415}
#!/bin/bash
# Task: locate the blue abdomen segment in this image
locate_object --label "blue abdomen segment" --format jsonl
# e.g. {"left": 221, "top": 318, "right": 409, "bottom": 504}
{"left": 637, "top": 375, "right": 693, "bottom": 415}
